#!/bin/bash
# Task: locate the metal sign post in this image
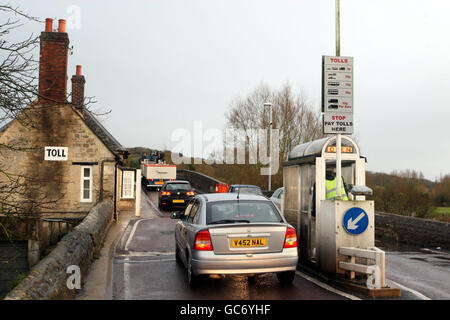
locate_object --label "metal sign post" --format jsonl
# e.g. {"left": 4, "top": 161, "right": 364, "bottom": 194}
{"left": 335, "top": 0, "right": 342, "bottom": 199}
{"left": 321, "top": 0, "right": 354, "bottom": 199}
{"left": 265, "top": 102, "right": 273, "bottom": 191}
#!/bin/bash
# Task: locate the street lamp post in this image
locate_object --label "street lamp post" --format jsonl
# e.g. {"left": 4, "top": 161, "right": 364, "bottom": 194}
{"left": 264, "top": 102, "right": 273, "bottom": 191}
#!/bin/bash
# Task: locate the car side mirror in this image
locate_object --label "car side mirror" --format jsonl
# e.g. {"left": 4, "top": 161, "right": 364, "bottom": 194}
{"left": 170, "top": 211, "right": 184, "bottom": 219}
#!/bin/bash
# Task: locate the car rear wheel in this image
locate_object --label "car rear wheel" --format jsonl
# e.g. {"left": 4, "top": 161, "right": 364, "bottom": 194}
{"left": 187, "top": 254, "right": 200, "bottom": 286}
{"left": 276, "top": 271, "right": 295, "bottom": 285}
{"left": 175, "top": 244, "right": 182, "bottom": 265}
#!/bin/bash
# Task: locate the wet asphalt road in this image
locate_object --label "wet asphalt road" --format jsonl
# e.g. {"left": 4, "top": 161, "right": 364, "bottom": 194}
{"left": 112, "top": 191, "right": 450, "bottom": 300}
{"left": 112, "top": 191, "right": 347, "bottom": 300}
{"left": 381, "top": 245, "right": 450, "bottom": 300}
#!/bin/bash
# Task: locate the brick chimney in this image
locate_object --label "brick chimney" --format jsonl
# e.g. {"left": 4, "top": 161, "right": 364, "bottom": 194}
{"left": 38, "top": 18, "right": 70, "bottom": 103}
{"left": 71, "top": 65, "right": 85, "bottom": 110}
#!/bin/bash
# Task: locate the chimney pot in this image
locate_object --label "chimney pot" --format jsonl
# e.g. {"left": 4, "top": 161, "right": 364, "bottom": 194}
{"left": 58, "top": 19, "right": 66, "bottom": 33}
{"left": 45, "top": 18, "right": 53, "bottom": 32}
{"left": 71, "top": 66, "right": 86, "bottom": 110}
{"left": 38, "top": 22, "right": 70, "bottom": 103}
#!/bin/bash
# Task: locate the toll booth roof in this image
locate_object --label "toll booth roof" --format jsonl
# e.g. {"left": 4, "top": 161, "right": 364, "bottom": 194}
{"left": 285, "top": 136, "right": 363, "bottom": 165}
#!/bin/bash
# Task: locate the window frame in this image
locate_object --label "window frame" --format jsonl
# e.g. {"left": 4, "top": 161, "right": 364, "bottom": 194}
{"left": 80, "top": 166, "right": 93, "bottom": 203}
{"left": 187, "top": 200, "right": 200, "bottom": 223}
{"left": 121, "top": 170, "right": 135, "bottom": 199}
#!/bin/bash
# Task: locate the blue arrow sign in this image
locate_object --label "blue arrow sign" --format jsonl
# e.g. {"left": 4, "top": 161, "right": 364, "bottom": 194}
{"left": 343, "top": 207, "right": 369, "bottom": 235}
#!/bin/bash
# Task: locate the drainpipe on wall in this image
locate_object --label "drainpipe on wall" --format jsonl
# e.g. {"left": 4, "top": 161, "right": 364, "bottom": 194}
{"left": 114, "top": 162, "right": 118, "bottom": 220}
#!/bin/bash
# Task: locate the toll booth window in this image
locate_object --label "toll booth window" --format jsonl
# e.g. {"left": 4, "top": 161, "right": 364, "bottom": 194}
{"left": 283, "top": 166, "right": 299, "bottom": 211}
{"left": 300, "top": 165, "right": 314, "bottom": 215}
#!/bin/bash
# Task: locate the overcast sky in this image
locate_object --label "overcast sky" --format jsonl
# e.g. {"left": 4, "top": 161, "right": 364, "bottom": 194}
{"left": 6, "top": 0, "right": 450, "bottom": 181}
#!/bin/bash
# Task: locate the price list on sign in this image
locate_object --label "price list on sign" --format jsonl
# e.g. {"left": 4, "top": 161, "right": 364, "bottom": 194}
{"left": 322, "top": 56, "right": 354, "bottom": 134}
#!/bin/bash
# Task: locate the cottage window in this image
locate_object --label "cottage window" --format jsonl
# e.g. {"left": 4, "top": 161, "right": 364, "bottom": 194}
{"left": 80, "top": 166, "right": 93, "bottom": 202}
{"left": 121, "top": 170, "right": 135, "bottom": 199}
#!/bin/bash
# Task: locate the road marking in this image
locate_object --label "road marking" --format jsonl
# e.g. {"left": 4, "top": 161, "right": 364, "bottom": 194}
{"left": 295, "top": 270, "right": 361, "bottom": 300}
{"left": 389, "top": 280, "right": 431, "bottom": 300}
{"left": 117, "top": 251, "right": 175, "bottom": 258}
{"left": 123, "top": 256, "right": 131, "bottom": 300}
{"left": 125, "top": 218, "right": 152, "bottom": 251}
{"left": 117, "top": 258, "right": 176, "bottom": 264}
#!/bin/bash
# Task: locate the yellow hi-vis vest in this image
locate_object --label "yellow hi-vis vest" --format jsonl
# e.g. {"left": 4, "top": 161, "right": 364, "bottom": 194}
{"left": 325, "top": 177, "right": 349, "bottom": 200}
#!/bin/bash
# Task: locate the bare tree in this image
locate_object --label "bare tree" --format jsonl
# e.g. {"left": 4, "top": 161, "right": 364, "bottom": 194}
{"left": 226, "top": 82, "right": 324, "bottom": 162}
{"left": 0, "top": 5, "right": 59, "bottom": 240}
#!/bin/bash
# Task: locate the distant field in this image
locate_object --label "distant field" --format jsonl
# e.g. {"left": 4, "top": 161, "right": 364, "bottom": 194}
{"left": 427, "top": 207, "right": 450, "bottom": 222}
{"left": 433, "top": 207, "right": 450, "bottom": 214}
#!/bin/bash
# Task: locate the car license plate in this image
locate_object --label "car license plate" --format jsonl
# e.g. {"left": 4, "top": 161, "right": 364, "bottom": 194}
{"left": 173, "top": 200, "right": 184, "bottom": 203}
{"left": 155, "top": 181, "right": 164, "bottom": 185}
{"left": 231, "top": 238, "right": 267, "bottom": 248}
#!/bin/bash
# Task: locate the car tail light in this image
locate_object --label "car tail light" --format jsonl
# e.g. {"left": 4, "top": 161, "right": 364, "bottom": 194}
{"left": 186, "top": 191, "right": 195, "bottom": 196}
{"left": 194, "top": 230, "right": 213, "bottom": 251}
{"left": 283, "top": 227, "right": 297, "bottom": 248}
{"left": 162, "top": 191, "right": 171, "bottom": 196}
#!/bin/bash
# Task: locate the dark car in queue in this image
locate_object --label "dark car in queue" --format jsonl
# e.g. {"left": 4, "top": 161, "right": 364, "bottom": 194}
{"left": 159, "top": 180, "right": 195, "bottom": 211}
{"left": 228, "top": 184, "right": 264, "bottom": 196}
{"left": 170, "top": 193, "right": 298, "bottom": 286}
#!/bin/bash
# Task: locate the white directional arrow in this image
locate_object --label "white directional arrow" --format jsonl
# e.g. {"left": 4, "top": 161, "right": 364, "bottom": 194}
{"left": 347, "top": 212, "right": 365, "bottom": 230}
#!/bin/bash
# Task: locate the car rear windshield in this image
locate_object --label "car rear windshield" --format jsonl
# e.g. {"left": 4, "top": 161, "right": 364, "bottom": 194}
{"left": 231, "top": 187, "right": 263, "bottom": 196}
{"left": 206, "top": 200, "right": 283, "bottom": 224}
{"left": 165, "top": 183, "right": 191, "bottom": 191}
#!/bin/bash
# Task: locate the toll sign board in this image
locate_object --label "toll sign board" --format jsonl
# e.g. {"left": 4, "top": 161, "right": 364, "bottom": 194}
{"left": 322, "top": 56, "right": 353, "bottom": 114}
{"left": 323, "top": 113, "right": 353, "bottom": 134}
{"left": 44, "top": 146, "right": 68, "bottom": 161}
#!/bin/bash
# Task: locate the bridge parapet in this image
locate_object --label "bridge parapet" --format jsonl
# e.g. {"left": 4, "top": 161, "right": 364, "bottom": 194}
{"left": 176, "top": 169, "right": 227, "bottom": 194}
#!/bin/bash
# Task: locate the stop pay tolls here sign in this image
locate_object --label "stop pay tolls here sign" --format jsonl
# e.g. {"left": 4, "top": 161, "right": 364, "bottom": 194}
{"left": 323, "top": 113, "right": 353, "bottom": 134}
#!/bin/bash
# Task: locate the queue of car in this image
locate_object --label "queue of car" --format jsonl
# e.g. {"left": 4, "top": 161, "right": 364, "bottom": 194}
{"left": 157, "top": 181, "right": 296, "bottom": 286}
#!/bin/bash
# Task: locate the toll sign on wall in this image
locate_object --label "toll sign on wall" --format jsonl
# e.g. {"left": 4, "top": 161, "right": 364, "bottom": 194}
{"left": 44, "top": 146, "right": 68, "bottom": 161}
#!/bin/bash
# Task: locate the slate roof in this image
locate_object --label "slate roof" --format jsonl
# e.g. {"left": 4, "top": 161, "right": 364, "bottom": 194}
{"left": 0, "top": 120, "right": 12, "bottom": 134}
{"left": 82, "top": 109, "right": 127, "bottom": 156}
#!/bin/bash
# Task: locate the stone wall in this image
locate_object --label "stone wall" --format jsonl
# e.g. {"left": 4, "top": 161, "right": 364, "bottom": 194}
{"left": 177, "top": 169, "right": 225, "bottom": 193}
{"left": 3, "top": 200, "right": 113, "bottom": 300}
{"left": 375, "top": 211, "right": 450, "bottom": 250}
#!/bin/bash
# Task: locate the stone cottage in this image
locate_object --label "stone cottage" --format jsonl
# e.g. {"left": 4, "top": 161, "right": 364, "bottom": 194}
{"left": 0, "top": 18, "right": 134, "bottom": 294}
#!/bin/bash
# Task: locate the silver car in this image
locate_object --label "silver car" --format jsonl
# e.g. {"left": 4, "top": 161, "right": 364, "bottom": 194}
{"left": 270, "top": 187, "right": 284, "bottom": 210}
{"left": 171, "top": 193, "right": 298, "bottom": 286}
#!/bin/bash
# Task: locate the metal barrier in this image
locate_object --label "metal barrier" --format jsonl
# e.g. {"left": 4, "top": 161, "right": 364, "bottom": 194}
{"left": 338, "top": 247, "right": 386, "bottom": 289}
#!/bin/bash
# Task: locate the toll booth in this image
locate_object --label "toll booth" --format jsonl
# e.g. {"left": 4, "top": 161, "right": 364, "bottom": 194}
{"left": 283, "top": 136, "right": 386, "bottom": 288}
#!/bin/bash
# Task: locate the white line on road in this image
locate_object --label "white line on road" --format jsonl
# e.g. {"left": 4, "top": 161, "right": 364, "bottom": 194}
{"left": 295, "top": 270, "right": 361, "bottom": 300}
{"left": 118, "top": 251, "right": 175, "bottom": 257}
{"left": 124, "top": 218, "right": 153, "bottom": 251}
{"left": 117, "top": 258, "right": 176, "bottom": 264}
{"left": 124, "top": 256, "right": 131, "bottom": 300}
{"left": 389, "top": 280, "right": 432, "bottom": 300}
